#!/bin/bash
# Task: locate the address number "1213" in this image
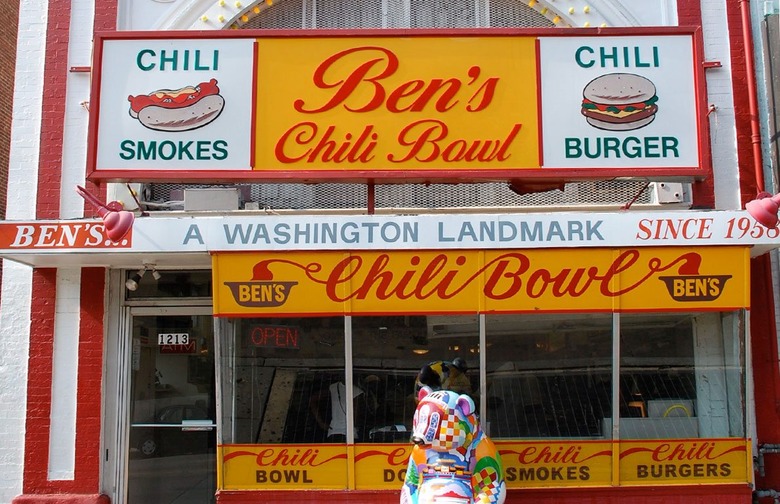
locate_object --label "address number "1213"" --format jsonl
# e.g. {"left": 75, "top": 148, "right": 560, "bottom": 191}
{"left": 158, "top": 333, "right": 189, "bottom": 346}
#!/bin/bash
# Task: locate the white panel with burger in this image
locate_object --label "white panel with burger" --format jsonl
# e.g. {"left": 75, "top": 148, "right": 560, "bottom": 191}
{"left": 538, "top": 34, "right": 700, "bottom": 170}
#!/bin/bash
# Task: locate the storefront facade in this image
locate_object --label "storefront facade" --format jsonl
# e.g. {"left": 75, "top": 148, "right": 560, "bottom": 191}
{"left": 1, "top": 211, "right": 769, "bottom": 504}
{"left": 0, "top": 1, "right": 777, "bottom": 504}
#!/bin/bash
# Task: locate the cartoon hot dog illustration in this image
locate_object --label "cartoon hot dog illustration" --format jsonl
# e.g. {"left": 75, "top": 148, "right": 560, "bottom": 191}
{"left": 127, "top": 78, "right": 225, "bottom": 132}
{"left": 581, "top": 73, "right": 658, "bottom": 131}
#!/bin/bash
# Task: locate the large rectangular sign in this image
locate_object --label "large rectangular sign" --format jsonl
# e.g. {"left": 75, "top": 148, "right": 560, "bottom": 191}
{"left": 0, "top": 210, "right": 777, "bottom": 267}
{"left": 88, "top": 28, "right": 705, "bottom": 183}
{"left": 218, "top": 439, "right": 750, "bottom": 490}
{"left": 211, "top": 247, "right": 749, "bottom": 317}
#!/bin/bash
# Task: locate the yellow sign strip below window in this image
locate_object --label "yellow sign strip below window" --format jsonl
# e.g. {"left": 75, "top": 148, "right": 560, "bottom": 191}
{"left": 219, "top": 438, "right": 750, "bottom": 490}
{"left": 212, "top": 247, "right": 749, "bottom": 316}
{"left": 220, "top": 444, "right": 350, "bottom": 490}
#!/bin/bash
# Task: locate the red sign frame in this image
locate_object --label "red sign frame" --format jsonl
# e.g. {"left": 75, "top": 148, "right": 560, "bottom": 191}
{"left": 86, "top": 27, "right": 710, "bottom": 185}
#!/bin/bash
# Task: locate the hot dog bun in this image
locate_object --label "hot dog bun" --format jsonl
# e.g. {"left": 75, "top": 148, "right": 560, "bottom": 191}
{"left": 135, "top": 94, "right": 225, "bottom": 132}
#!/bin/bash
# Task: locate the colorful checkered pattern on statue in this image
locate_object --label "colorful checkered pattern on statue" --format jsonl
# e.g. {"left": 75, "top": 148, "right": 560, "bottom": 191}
{"left": 400, "top": 387, "right": 506, "bottom": 504}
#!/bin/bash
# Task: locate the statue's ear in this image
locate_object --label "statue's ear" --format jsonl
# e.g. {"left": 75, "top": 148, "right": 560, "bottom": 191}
{"left": 456, "top": 394, "right": 476, "bottom": 416}
{"left": 418, "top": 386, "right": 433, "bottom": 403}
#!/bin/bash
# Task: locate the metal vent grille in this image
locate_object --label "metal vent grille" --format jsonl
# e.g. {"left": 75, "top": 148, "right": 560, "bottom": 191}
{"left": 146, "top": 180, "right": 653, "bottom": 211}
{"left": 241, "top": 0, "right": 388, "bottom": 28}
{"left": 238, "top": 0, "right": 558, "bottom": 29}
{"left": 145, "top": 1, "right": 660, "bottom": 212}
{"left": 488, "top": 0, "right": 554, "bottom": 27}
{"left": 248, "top": 0, "right": 307, "bottom": 28}
{"left": 411, "top": 0, "right": 478, "bottom": 28}
{"left": 315, "top": 0, "right": 383, "bottom": 28}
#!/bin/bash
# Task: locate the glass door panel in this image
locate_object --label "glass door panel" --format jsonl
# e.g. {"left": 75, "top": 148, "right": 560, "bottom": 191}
{"left": 128, "top": 314, "right": 216, "bottom": 504}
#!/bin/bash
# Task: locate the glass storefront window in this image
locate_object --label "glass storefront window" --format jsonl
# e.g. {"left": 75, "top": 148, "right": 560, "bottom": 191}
{"left": 350, "top": 315, "right": 480, "bottom": 443}
{"left": 485, "top": 313, "right": 613, "bottom": 439}
{"left": 219, "top": 311, "right": 746, "bottom": 444}
{"left": 217, "top": 310, "right": 749, "bottom": 491}
{"left": 218, "top": 317, "right": 345, "bottom": 444}
{"left": 616, "top": 311, "right": 745, "bottom": 440}
{"left": 219, "top": 315, "right": 482, "bottom": 445}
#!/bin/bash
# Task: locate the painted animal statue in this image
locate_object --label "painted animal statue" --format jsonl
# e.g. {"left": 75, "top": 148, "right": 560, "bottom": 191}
{"left": 401, "top": 386, "right": 506, "bottom": 504}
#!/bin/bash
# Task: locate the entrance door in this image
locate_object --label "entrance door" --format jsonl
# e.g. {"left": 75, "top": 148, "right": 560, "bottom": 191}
{"left": 127, "top": 314, "right": 216, "bottom": 504}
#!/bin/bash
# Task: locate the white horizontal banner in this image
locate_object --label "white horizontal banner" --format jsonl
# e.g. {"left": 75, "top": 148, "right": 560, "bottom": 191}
{"left": 0, "top": 210, "right": 777, "bottom": 258}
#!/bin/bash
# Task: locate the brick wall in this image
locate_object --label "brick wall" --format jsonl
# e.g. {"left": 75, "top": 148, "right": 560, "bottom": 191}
{"left": 0, "top": 0, "right": 20, "bottom": 286}
{"left": 11, "top": 0, "right": 116, "bottom": 500}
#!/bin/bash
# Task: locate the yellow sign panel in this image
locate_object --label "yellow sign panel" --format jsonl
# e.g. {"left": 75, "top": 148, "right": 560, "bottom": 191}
{"left": 219, "top": 445, "right": 350, "bottom": 490}
{"left": 255, "top": 36, "right": 540, "bottom": 172}
{"left": 618, "top": 439, "right": 749, "bottom": 485}
{"left": 219, "top": 440, "right": 750, "bottom": 490}
{"left": 212, "top": 247, "right": 748, "bottom": 316}
{"left": 355, "top": 445, "right": 413, "bottom": 489}
{"left": 498, "top": 441, "right": 612, "bottom": 488}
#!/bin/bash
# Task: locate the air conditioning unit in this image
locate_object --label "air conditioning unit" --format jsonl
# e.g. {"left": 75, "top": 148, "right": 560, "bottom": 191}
{"left": 184, "top": 187, "right": 241, "bottom": 211}
{"left": 652, "top": 182, "right": 688, "bottom": 205}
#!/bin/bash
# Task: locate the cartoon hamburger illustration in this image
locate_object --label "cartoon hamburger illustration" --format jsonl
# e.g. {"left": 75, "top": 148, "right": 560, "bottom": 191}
{"left": 127, "top": 78, "right": 225, "bottom": 132}
{"left": 580, "top": 73, "right": 658, "bottom": 131}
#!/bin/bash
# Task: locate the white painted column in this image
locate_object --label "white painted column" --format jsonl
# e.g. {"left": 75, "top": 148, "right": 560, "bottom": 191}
{"left": 700, "top": 0, "right": 742, "bottom": 210}
{"left": 0, "top": 0, "right": 48, "bottom": 499}
{"left": 45, "top": 0, "right": 96, "bottom": 480}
